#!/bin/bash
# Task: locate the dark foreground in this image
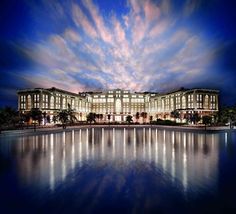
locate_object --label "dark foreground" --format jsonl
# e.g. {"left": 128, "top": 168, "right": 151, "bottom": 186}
{"left": 0, "top": 128, "right": 236, "bottom": 213}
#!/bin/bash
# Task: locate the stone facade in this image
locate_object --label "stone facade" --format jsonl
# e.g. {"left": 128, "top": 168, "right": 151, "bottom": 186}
{"left": 18, "top": 87, "right": 219, "bottom": 123}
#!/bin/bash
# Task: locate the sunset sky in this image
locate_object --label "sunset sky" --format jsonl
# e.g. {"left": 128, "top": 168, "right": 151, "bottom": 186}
{"left": 1, "top": 0, "right": 236, "bottom": 107}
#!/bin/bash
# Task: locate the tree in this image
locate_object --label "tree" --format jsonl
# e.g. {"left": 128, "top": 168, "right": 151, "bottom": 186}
{"left": 57, "top": 110, "right": 69, "bottom": 129}
{"left": 191, "top": 112, "right": 201, "bottom": 124}
{"left": 141, "top": 112, "right": 148, "bottom": 123}
{"left": 46, "top": 115, "right": 51, "bottom": 124}
{"left": 149, "top": 115, "right": 153, "bottom": 124}
{"left": 30, "top": 108, "right": 42, "bottom": 131}
{"left": 0, "top": 109, "right": 4, "bottom": 133}
{"left": 107, "top": 114, "right": 111, "bottom": 123}
{"left": 67, "top": 106, "right": 77, "bottom": 124}
{"left": 126, "top": 115, "right": 133, "bottom": 124}
{"left": 135, "top": 112, "right": 140, "bottom": 123}
{"left": 52, "top": 115, "right": 57, "bottom": 124}
{"left": 202, "top": 115, "right": 212, "bottom": 130}
{"left": 87, "top": 113, "right": 96, "bottom": 124}
{"left": 99, "top": 114, "right": 103, "bottom": 122}
{"left": 171, "top": 110, "right": 180, "bottom": 122}
{"left": 43, "top": 111, "right": 47, "bottom": 125}
{"left": 219, "top": 106, "right": 236, "bottom": 129}
{"left": 0, "top": 107, "right": 19, "bottom": 130}
{"left": 30, "top": 108, "right": 42, "bottom": 125}
{"left": 22, "top": 112, "right": 31, "bottom": 128}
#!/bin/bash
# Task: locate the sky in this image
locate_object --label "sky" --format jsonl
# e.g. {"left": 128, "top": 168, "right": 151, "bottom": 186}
{"left": 1, "top": 0, "right": 236, "bottom": 108}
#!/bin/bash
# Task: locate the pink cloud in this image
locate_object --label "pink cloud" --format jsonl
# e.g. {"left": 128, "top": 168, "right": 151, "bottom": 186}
{"left": 144, "top": 0, "right": 161, "bottom": 22}
{"left": 149, "top": 21, "right": 169, "bottom": 38}
{"left": 64, "top": 28, "right": 81, "bottom": 43}
{"left": 72, "top": 3, "right": 98, "bottom": 38}
{"left": 82, "top": 0, "right": 113, "bottom": 44}
{"left": 113, "top": 17, "right": 126, "bottom": 44}
{"left": 132, "top": 15, "right": 147, "bottom": 44}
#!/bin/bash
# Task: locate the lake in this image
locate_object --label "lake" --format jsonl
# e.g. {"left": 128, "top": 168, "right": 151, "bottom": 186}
{"left": 0, "top": 127, "right": 236, "bottom": 213}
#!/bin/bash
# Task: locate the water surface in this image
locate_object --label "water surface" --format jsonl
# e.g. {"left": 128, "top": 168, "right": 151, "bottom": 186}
{"left": 0, "top": 128, "right": 236, "bottom": 213}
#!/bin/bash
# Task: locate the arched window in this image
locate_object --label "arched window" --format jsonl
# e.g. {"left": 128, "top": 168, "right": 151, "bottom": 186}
{"left": 27, "top": 95, "right": 31, "bottom": 110}
{"left": 182, "top": 96, "right": 186, "bottom": 109}
{"left": 50, "top": 96, "right": 55, "bottom": 109}
{"left": 115, "top": 99, "right": 122, "bottom": 113}
{"left": 204, "top": 95, "right": 209, "bottom": 109}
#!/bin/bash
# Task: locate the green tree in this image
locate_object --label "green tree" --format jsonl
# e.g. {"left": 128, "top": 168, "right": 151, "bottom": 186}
{"left": 202, "top": 115, "right": 212, "bottom": 130}
{"left": 141, "top": 112, "right": 148, "bottom": 123}
{"left": 135, "top": 112, "right": 140, "bottom": 123}
{"left": 107, "top": 114, "right": 111, "bottom": 123}
{"left": 87, "top": 113, "right": 96, "bottom": 124}
{"left": 22, "top": 112, "right": 31, "bottom": 128}
{"left": 67, "top": 106, "right": 77, "bottom": 124}
{"left": 43, "top": 111, "right": 47, "bottom": 125}
{"left": 57, "top": 110, "right": 69, "bottom": 129}
{"left": 52, "top": 115, "right": 57, "bottom": 124}
{"left": 149, "top": 115, "right": 153, "bottom": 124}
{"left": 219, "top": 106, "right": 236, "bottom": 128}
{"left": 171, "top": 110, "right": 180, "bottom": 122}
{"left": 126, "top": 115, "right": 133, "bottom": 124}
{"left": 99, "top": 114, "right": 103, "bottom": 122}
{"left": 46, "top": 115, "right": 51, "bottom": 124}
{"left": 0, "top": 107, "right": 19, "bottom": 129}
{"left": 192, "top": 112, "right": 201, "bottom": 124}
{"left": 30, "top": 108, "right": 42, "bottom": 131}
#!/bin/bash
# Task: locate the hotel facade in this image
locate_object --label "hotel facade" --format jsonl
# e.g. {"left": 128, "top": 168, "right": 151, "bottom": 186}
{"left": 18, "top": 87, "right": 219, "bottom": 123}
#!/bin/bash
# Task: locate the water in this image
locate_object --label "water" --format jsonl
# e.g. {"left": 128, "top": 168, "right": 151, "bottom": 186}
{"left": 0, "top": 128, "right": 236, "bottom": 213}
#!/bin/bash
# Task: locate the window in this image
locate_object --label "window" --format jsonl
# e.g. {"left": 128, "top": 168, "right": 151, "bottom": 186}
{"left": 204, "top": 95, "right": 209, "bottom": 109}
{"left": 176, "top": 94, "right": 181, "bottom": 109}
{"left": 20, "top": 95, "right": 26, "bottom": 109}
{"left": 107, "top": 98, "right": 114, "bottom": 102}
{"left": 50, "top": 96, "right": 55, "bottom": 109}
{"left": 182, "top": 96, "right": 186, "bottom": 109}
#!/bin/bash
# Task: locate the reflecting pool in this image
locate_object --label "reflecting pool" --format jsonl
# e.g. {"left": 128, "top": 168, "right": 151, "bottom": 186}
{"left": 1, "top": 128, "right": 236, "bottom": 213}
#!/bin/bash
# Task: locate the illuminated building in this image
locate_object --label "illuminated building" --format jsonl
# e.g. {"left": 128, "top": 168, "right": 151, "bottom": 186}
{"left": 18, "top": 87, "right": 219, "bottom": 122}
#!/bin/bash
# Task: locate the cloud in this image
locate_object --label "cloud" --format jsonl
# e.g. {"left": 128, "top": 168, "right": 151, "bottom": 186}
{"left": 82, "top": 0, "right": 113, "bottom": 44}
{"left": 183, "top": 0, "right": 202, "bottom": 16}
{"left": 72, "top": 3, "right": 98, "bottom": 38}
{"left": 144, "top": 0, "right": 161, "bottom": 22}
{"left": 9, "top": 0, "right": 219, "bottom": 95}
{"left": 64, "top": 28, "right": 81, "bottom": 43}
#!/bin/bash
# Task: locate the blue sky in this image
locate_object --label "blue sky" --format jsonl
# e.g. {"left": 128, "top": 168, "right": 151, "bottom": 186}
{"left": 1, "top": 0, "right": 236, "bottom": 107}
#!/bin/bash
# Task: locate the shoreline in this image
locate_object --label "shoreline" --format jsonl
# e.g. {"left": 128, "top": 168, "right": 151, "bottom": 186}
{"left": 0, "top": 124, "right": 234, "bottom": 136}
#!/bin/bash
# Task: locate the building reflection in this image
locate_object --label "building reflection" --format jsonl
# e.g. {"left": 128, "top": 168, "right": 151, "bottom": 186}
{"left": 10, "top": 128, "right": 223, "bottom": 191}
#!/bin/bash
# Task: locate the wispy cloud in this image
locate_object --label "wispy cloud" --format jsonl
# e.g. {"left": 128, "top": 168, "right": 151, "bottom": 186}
{"left": 14, "top": 0, "right": 218, "bottom": 94}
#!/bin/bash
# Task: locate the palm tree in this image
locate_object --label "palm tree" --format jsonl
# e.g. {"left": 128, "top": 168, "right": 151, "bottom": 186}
{"left": 135, "top": 112, "right": 140, "bottom": 123}
{"left": 171, "top": 110, "right": 180, "bottom": 122}
{"left": 0, "top": 106, "right": 19, "bottom": 130}
{"left": 192, "top": 112, "right": 200, "bottom": 124}
{"left": 46, "top": 115, "right": 51, "bottom": 124}
{"left": 87, "top": 113, "right": 96, "bottom": 124}
{"left": 202, "top": 115, "right": 212, "bottom": 130}
{"left": 23, "top": 112, "right": 31, "bottom": 128}
{"left": 52, "top": 115, "right": 57, "bottom": 124}
{"left": 30, "top": 108, "right": 42, "bottom": 131}
{"left": 67, "top": 106, "right": 77, "bottom": 125}
{"left": 219, "top": 106, "right": 236, "bottom": 129}
{"left": 57, "top": 110, "right": 69, "bottom": 129}
{"left": 107, "top": 114, "right": 111, "bottom": 124}
{"left": 126, "top": 115, "right": 133, "bottom": 124}
{"left": 99, "top": 114, "right": 103, "bottom": 122}
{"left": 141, "top": 112, "right": 148, "bottom": 123}
{"left": 43, "top": 111, "right": 47, "bottom": 125}
{"left": 149, "top": 115, "right": 153, "bottom": 124}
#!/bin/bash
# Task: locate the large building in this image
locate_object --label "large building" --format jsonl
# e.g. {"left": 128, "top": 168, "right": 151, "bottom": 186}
{"left": 18, "top": 87, "right": 219, "bottom": 123}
